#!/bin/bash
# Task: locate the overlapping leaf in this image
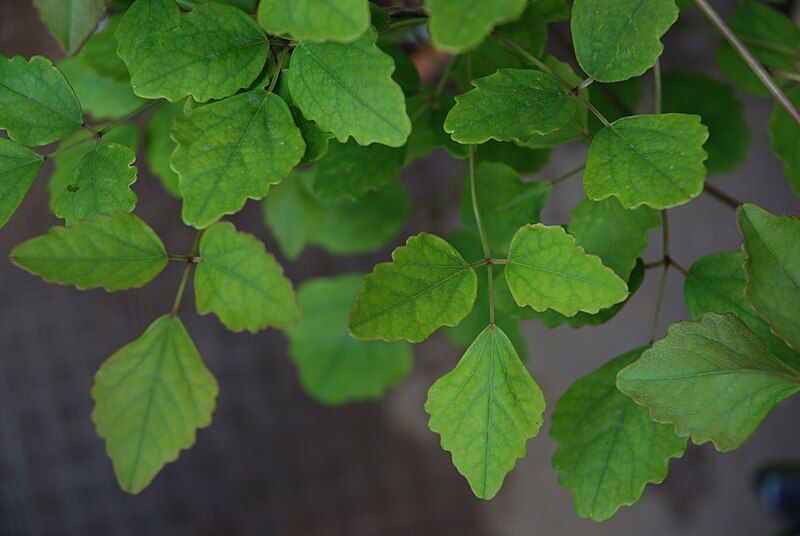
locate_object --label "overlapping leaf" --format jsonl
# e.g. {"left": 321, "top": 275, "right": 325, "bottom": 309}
{"left": 769, "top": 87, "right": 800, "bottom": 196}
{"left": 617, "top": 313, "right": 800, "bottom": 451}
{"left": 348, "top": 233, "right": 478, "bottom": 342}
{"left": 145, "top": 101, "right": 182, "bottom": 196}
{"left": 58, "top": 57, "right": 144, "bottom": 121}
{"left": 314, "top": 139, "right": 405, "bottom": 201}
{"left": 78, "top": 15, "right": 129, "bottom": 82}
{"left": 583, "top": 114, "right": 709, "bottom": 209}
{"left": 92, "top": 315, "right": 218, "bottom": 493}
{"left": 195, "top": 222, "right": 300, "bottom": 333}
{"left": 425, "top": 0, "right": 528, "bottom": 53}
{"left": 505, "top": 224, "right": 629, "bottom": 316}
{"left": 172, "top": 90, "right": 305, "bottom": 229}
{"left": 11, "top": 213, "right": 168, "bottom": 291}
{"left": 286, "top": 275, "right": 413, "bottom": 405}
{"left": 552, "top": 349, "right": 686, "bottom": 520}
{"left": 426, "top": 325, "right": 545, "bottom": 499}
{"left": 287, "top": 29, "right": 411, "bottom": 147}
{"left": 33, "top": 0, "right": 105, "bottom": 54}
{"left": 116, "top": 0, "right": 180, "bottom": 76}
{"left": 0, "top": 137, "right": 42, "bottom": 229}
{"left": 257, "top": 0, "right": 370, "bottom": 42}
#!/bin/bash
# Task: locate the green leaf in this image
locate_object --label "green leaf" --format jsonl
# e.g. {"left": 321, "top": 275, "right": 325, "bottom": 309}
{"left": 571, "top": 0, "right": 678, "bottom": 82}
{"left": 348, "top": 233, "right": 478, "bottom": 343}
{"left": 739, "top": 204, "right": 800, "bottom": 352}
{"left": 195, "top": 222, "right": 299, "bottom": 333}
{"left": 444, "top": 69, "right": 577, "bottom": 144}
{"left": 32, "top": 0, "right": 105, "bottom": 54}
{"left": 286, "top": 275, "right": 413, "bottom": 405}
{"left": 662, "top": 72, "right": 749, "bottom": 174}
{"left": 288, "top": 29, "right": 411, "bottom": 147}
{"left": 505, "top": 224, "right": 629, "bottom": 316}
{"left": 474, "top": 141, "right": 550, "bottom": 174}
{"left": 48, "top": 124, "right": 139, "bottom": 211}
{"left": 405, "top": 95, "right": 466, "bottom": 163}
{"left": 0, "top": 55, "right": 82, "bottom": 146}
{"left": 460, "top": 162, "right": 551, "bottom": 257}
{"left": 53, "top": 143, "right": 138, "bottom": 225}
{"left": 275, "top": 70, "right": 333, "bottom": 165}
{"left": 426, "top": 325, "right": 546, "bottom": 499}
{"left": 58, "top": 57, "right": 144, "bottom": 121}
{"left": 314, "top": 139, "right": 405, "bottom": 201}
{"left": 568, "top": 197, "right": 660, "bottom": 280}
{"left": 551, "top": 348, "right": 686, "bottom": 521}
{"left": 145, "top": 101, "right": 182, "bottom": 197}
{"left": 684, "top": 252, "right": 800, "bottom": 370}
{"left": 584, "top": 113, "right": 709, "bottom": 209}
{"left": 425, "top": 0, "right": 528, "bottom": 53}
{"left": 116, "top": 0, "right": 180, "bottom": 77}
{"left": 130, "top": 3, "right": 269, "bottom": 102}
{"left": 379, "top": 41, "right": 421, "bottom": 96}
{"left": 769, "top": 87, "right": 800, "bottom": 196}
{"left": 11, "top": 213, "right": 168, "bottom": 291}
{"left": 78, "top": 15, "right": 130, "bottom": 82}
{"left": 0, "top": 137, "right": 43, "bottom": 229}
{"left": 257, "top": 0, "right": 370, "bottom": 43}
{"left": 92, "top": 315, "right": 218, "bottom": 493}
{"left": 263, "top": 169, "right": 409, "bottom": 259}
{"left": 617, "top": 313, "right": 800, "bottom": 452}
{"left": 172, "top": 90, "right": 305, "bottom": 229}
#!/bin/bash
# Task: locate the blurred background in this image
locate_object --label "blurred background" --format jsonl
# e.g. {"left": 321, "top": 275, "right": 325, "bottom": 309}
{"left": 1, "top": 0, "right": 799, "bottom": 534}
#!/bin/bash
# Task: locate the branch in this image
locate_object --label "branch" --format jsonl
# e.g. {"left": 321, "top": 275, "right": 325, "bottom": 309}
{"left": 703, "top": 183, "right": 743, "bottom": 209}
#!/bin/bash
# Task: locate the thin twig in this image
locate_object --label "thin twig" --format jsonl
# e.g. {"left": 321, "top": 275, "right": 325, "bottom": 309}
{"left": 170, "top": 231, "right": 203, "bottom": 318}
{"left": 704, "top": 183, "right": 743, "bottom": 209}
{"left": 653, "top": 60, "right": 662, "bottom": 115}
{"left": 649, "top": 210, "right": 671, "bottom": 344}
{"left": 551, "top": 164, "right": 586, "bottom": 185}
{"left": 693, "top": 0, "right": 800, "bottom": 125}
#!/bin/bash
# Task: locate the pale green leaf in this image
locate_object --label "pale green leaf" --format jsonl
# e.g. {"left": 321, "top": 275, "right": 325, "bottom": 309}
{"left": 195, "top": 221, "right": 299, "bottom": 333}
{"left": 130, "top": 3, "right": 269, "bottom": 102}
{"left": 505, "top": 224, "right": 629, "bottom": 316}
{"left": 617, "top": 313, "right": 800, "bottom": 452}
{"left": 568, "top": 197, "right": 660, "bottom": 280}
{"left": 584, "top": 113, "right": 709, "bottom": 209}
{"left": 286, "top": 275, "right": 413, "bottom": 405}
{"left": 263, "top": 169, "right": 409, "bottom": 259}
{"left": 48, "top": 124, "right": 139, "bottom": 211}
{"left": 662, "top": 72, "right": 749, "bottom": 174}
{"left": 58, "top": 57, "right": 144, "bottom": 121}
{"left": 257, "top": 0, "right": 370, "bottom": 43}
{"left": 684, "top": 252, "right": 800, "bottom": 370}
{"left": 348, "top": 233, "right": 478, "bottom": 343}
{"left": 92, "top": 315, "right": 218, "bottom": 493}
{"left": 145, "top": 101, "right": 182, "bottom": 197}
{"left": 78, "top": 15, "right": 129, "bottom": 82}
{"left": 314, "top": 139, "right": 405, "bottom": 201}
{"left": 768, "top": 87, "right": 800, "bottom": 196}
{"left": 116, "top": 0, "right": 180, "bottom": 76}
{"left": 0, "top": 137, "right": 43, "bottom": 229}
{"left": 172, "top": 90, "right": 305, "bottom": 229}
{"left": 425, "top": 0, "right": 528, "bottom": 53}
{"left": 0, "top": 55, "right": 82, "bottom": 146}
{"left": 11, "top": 213, "right": 168, "bottom": 291}
{"left": 53, "top": 143, "right": 138, "bottom": 225}
{"left": 426, "top": 325, "right": 545, "bottom": 499}
{"left": 571, "top": 0, "right": 678, "bottom": 82}
{"left": 444, "top": 69, "right": 577, "bottom": 144}
{"left": 288, "top": 29, "right": 411, "bottom": 147}
{"left": 739, "top": 204, "right": 800, "bottom": 352}
{"left": 460, "top": 162, "right": 551, "bottom": 257}
{"left": 552, "top": 348, "right": 686, "bottom": 521}
{"left": 33, "top": 0, "right": 105, "bottom": 54}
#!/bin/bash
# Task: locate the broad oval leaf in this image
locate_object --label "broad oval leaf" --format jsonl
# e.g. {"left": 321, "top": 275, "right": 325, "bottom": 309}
{"left": 617, "top": 313, "right": 800, "bottom": 452}
{"left": 130, "top": 3, "right": 269, "bottom": 102}
{"left": 0, "top": 137, "right": 43, "bottom": 229}
{"left": 77, "top": 14, "right": 129, "bottom": 83}
{"left": 426, "top": 325, "right": 546, "bottom": 499}
{"left": 425, "top": 0, "right": 528, "bottom": 53}
{"left": 348, "top": 232, "right": 478, "bottom": 343}
{"left": 769, "top": 87, "right": 800, "bottom": 196}
{"left": 505, "top": 224, "right": 629, "bottom": 316}
{"left": 314, "top": 139, "right": 406, "bottom": 201}
{"left": 53, "top": 143, "right": 138, "bottom": 225}
{"left": 583, "top": 113, "right": 709, "bottom": 209}
{"left": 32, "top": 0, "right": 105, "bottom": 55}
{"left": 58, "top": 57, "right": 144, "bottom": 121}
{"left": 287, "top": 275, "right": 413, "bottom": 405}
{"left": 571, "top": 0, "right": 678, "bottom": 82}
{"left": 287, "top": 29, "right": 411, "bottom": 147}
{"left": 195, "top": 221, "right": 300, "bottom": 333}
{"left": 116, "top": 0, "right": 180, "bottom": 76}
{"left": 551, "top": 348, "right": 686, "bottom": 521}
{"left": 444, "top": 69, "right": 577, "bottom": 144}
{"left": 257, "top": 0, "right": 370, "bottom": 42}
{"left": 172, "top": 90, "right": 306, "bottom": 229}
{"left": 0, "top": 55, "right": 82, "bottom": 146}
{"left": 739, "top": 204, "right": 800, "bottom": 352}
{"left": 11, "top": 213, "right": 168, "bottom": 291}
{"left": 92, "top": 315, "right": 218, "bottom": 493}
